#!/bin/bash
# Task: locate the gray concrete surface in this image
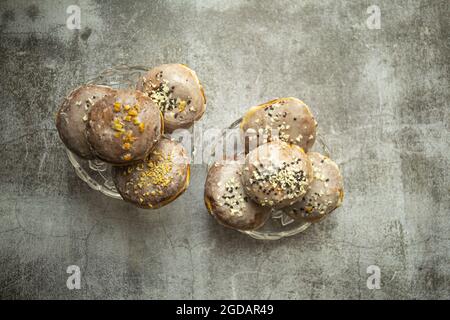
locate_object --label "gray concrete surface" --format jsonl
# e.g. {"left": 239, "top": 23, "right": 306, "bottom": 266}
{"left": 0, "top": 0, "right": 449, "bottom": 299}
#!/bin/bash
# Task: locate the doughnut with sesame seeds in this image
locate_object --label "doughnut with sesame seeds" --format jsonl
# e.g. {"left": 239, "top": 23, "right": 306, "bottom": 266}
{"left": 283, "top": 152, "right": 344, "bottom": 222}
{"left": 136, "top": 64, "right": 206, "bottom": 132}
{"left": 241, "top": 140, "right": 313, "bottom": 209}
{"left": 241, "top": 97, "right": 317, "bottom": 153}
{"left": 205, "top": 160, "right": 271, "bottom": 231}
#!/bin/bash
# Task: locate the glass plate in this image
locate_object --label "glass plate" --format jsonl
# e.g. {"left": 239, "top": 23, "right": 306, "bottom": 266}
{"left": 65, "top": 65, "right": 151, "bottom": 199}
{"left": 208, "top": 118, "right": 331, "bottom": 240}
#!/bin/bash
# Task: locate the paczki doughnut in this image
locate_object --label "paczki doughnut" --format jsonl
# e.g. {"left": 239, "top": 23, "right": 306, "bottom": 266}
{"left": 284, "top": 152, "right": 344, "bottom": 222}
{"left": 86, "top": 89, "right": 162, "bottom": 165}
{"left": 112, "top": 137, "right": 190, "bottom": 209}
{"left": 136, "top": 64, "right": 206, "bottom": 132}
{"left": 56, "top": 85, "right": 115, "bottom": 159}
{"left": 241, "top": 140, "right": 313, "bottom": 209}
{"left": 205, "top": 160, "right": 271, "bottom": 231}
{"left": 241, "top": 97, "right": 317, "bottom": 153}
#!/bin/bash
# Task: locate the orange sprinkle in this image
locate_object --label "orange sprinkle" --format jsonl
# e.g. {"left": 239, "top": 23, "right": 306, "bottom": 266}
{"left": 123, "top": 142, "right": 131, "bottom": 150}
{"left": 123, "top": 153, "right": 132, "bottom": 161}
{"left": 113, "top": 102, "right": 121, "bottom": 112}
{"left": 123, "top": 130, "right": 137, "bottom": 143}
{"left": 128, "top": 109, "right": 138, "bottom": 116}
{"left": 113, "top": 122, "right": 124, "bottom": 131}
{"left": 139, "top": 122, "right": 145, "bottom": 133}
{"left": 178, "top": 100, "right": 187, "bottom": 112}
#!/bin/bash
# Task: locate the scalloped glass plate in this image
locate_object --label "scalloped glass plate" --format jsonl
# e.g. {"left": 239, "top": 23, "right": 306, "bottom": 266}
{"left": 65, "top": 65, "right": 151, "bottom": 199}
{"left": 208, "top": 118, "right": 331, "bottom": 240}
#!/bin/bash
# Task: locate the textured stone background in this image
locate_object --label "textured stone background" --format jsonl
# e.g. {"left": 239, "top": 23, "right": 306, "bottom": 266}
{"left": 0, "top": 0, "right": 449, "bottom": 299}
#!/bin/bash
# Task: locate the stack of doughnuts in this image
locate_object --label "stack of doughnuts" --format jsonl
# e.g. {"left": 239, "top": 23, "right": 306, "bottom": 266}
{"left": 56, "top": 64, "right": 206, "bottom": 209}
{"left": 204, "top": 97, "right": 344, "bottom": 231}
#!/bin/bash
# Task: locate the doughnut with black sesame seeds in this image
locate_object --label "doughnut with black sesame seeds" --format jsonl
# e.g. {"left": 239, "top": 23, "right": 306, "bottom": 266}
{"left": 205, "top": 160, "right": 271, "bottom": 231}
{"left": 241, "top": 140, "right": 313, "bottom": 209}
{"left": 136, "top": 64, "right": 206, "bottom": 133}
{"left": 284, "top": 152, "right": 344, "bottom": 222}
{"left": 241, "top": 97, "right": 317, "bottom": 153}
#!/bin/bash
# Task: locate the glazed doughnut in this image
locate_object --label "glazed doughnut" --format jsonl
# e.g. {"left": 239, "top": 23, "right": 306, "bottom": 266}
{"left": 56, "top": 85, "right": 115, "bottom": 159}
{"left": 136, "top": 64, "right": 206, "bottom": 132}
{"left": 86, "top": 89, "right": 163, "bottom": 165}
{"left": 112, "top": 137, "right": 190, "bottom": 209}
{"left": 284, "top": 152, "right": 344, "bottom": 222}
{"left": 241, "top": 97, "right": 317, "bottom": 152}
{"left": 205, "top": 160, "right": 271, "bottom": 231}
{"left": 241, "top": 140, "right": 313, "bottom": 209}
